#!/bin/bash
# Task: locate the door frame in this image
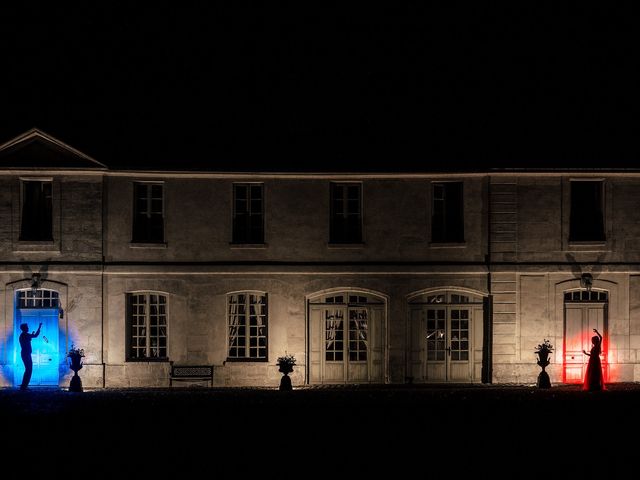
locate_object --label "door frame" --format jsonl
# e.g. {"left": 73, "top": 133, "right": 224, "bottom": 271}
{"left": 306, "top": 287, "right": 389, "bottom": 385}
{"left": 3, "top": 277, "right": 68, "bottom": 387}
{"left": 426, "top": 304, "right": 475, "bottom": 382}
{"left": 554, "top": 277, "right": 617, "bottom": 384}
{"left": 13, "top": 298, "right": 61, "bottom": 386}
{"left": 407, "top": 287, "right": 487, "bottom": 383}
{"left": 562, "top": 289, "right": 609, "bottom": 384}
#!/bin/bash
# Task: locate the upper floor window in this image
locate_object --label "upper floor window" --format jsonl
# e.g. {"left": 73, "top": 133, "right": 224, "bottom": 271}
{"left": 431, "top": 182, "right": 464, "bottom": 243}
{"left": 126, "top": 292, "right": 168, "bottom": 361}
{"left": 569, "top": 180, "right": 605, "bottom": 242}
{"left": 227, "top": 292, "right": 268, "bottom": 361}
{"left": 232, "top": 183, "right": 264, "bottom": 244}
{"left": 132, "top": 182, "right": 164, "bottom": 243}
{"left": 20, "top": 180, "right": 53, "bottom": 241}
{"left": 330, "top": 183, "right": 362, "bottom": 244}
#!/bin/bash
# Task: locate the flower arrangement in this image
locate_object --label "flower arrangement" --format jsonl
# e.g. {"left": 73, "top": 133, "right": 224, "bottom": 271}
{"left": 534, "top": 339, "right": 554, "bottom": 353}
{"left": 535, "top": 339, "right": 553, "bottom": 370}
{"left": 276, "top": 353, "right": 296, "bottom": 374}
{"left": 277, "top": 353, "right": 296, "bottom": 367}
{"left": 67, "top": 344, "right": 85, "bottom": 372}
{"left": 534, "top": 339, "right": 553, "bottom": 388}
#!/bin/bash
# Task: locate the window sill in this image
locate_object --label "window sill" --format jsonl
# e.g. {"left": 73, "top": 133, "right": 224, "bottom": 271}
{"left": 567, "top": 241, "right": 608, "bottom": 251}
{"left": 14, "top": 240, "right": 60, "bottom": 253}
{"left": 429, "top": 242, "right": 467, "bottom": 249}
{"left": 224, "top": 358, "right": 269, "bottom": 363}
{"left": 327, "top": 242, "right": 365, "bottom": 249}
{"left": 17, "top": 239, "right": 54, "bottom": 244}
{"left": 129, "top": 242, "right": 168, "bottom": 249}
{"left": 125, "top": 358, "right": 170, "bottom": 363}
{"left": 229, "top": 243, "right": 268, "bottom": 249}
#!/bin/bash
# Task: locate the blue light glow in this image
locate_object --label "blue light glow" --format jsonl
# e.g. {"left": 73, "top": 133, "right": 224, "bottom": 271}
{"left": 14, "top": 307, "right": 60, "bottom": 386}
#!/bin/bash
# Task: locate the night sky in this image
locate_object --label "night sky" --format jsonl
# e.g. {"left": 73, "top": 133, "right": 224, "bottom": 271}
{"left": 1, "top": 3, "right": 638, "bottom": 171}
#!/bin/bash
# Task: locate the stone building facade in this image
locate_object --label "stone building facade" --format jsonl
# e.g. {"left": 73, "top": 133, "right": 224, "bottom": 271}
{"left": 1, "top": 129, "right": 638, "bottom": 388}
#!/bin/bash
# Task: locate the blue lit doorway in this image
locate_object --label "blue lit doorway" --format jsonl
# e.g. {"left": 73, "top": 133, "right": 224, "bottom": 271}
{"left": 13, "top": 289, "right": 60, "bottom": 387}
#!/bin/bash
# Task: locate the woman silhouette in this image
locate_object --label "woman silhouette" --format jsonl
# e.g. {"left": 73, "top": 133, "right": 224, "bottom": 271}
{"left": 582, "top": 328, "right": 604, "bottom": 391}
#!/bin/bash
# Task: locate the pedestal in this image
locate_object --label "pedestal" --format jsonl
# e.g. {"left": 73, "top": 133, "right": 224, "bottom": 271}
{"left": 537, "top": 369, "right": 551, "bottom": 388}
{"left": 536, "top": 352, "right": 551, "bottom": 388}
{"left": 279, "top": 373, "right": 292, "bottom": 391}
{"left": 69, "top": 371, "right": 83, "bottom": 392}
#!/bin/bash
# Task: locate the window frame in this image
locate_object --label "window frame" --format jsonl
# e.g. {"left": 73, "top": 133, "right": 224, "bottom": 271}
{"left": 16, "top": 289, "right": 60, "bottom": 309}
{"left": 568, "top": 179, "right": 605, "bottom": 243}
{"left": 329, "top": 182, "right": 363, "bottom": 244}
{"left": 430, "top": 181, "right": 465, "bottom": 244}
{"left": 226, "top": 291, "right": 269, "bottom": 362}
{"left": 19, "top": 178, "right": 54, "bottom": 242}
{"left": 132, "top": 181, "right": 165, "bottom": 244}
{"left": 563, "top": 177, "right": 611, "bottom": 251}
{"left": 125, "top": 291, "right": 169, "bottom": 362}
{"left": 231, "top": 183, "right": 265, "bottom": 245}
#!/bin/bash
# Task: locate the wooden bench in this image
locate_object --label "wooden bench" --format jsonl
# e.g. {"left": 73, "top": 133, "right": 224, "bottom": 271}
{"left": 169, "top": 363, "right": 214, "bottom": 387}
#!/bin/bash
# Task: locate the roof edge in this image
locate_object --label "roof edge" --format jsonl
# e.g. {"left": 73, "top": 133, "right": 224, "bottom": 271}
{"left": 0, "top": 128, "right": 108, "bottom": 169}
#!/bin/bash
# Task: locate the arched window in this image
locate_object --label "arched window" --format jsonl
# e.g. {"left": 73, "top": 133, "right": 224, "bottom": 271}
{"left": 17, "top": 289, "right": 59, "bottom": 308}
{"left": 563, "top": 290, "right": 608, "bottom": 302}
{"left": 126, "top": 292, "right": 168, "bottom": 361}
{"left": 227, "top": 292, "right": 268, "bottom": 361}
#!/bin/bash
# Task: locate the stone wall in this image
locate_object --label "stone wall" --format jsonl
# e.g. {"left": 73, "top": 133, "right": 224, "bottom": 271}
{"left": 104, "top": 175, "right": 486, "bottom": 263}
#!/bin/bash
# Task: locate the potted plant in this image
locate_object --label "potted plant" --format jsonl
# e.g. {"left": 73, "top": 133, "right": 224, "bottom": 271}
{"left": 276, "top": 353, "right": 296, "bottom": 391}
{"left": 67, "top": 344, "right": 85, "bottom": 392}
{"left": 534, "top": 339, "right": 553, "bottom": 388}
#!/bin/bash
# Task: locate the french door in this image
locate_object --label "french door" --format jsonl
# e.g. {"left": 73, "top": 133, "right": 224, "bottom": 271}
{"left": 564, "top": 302, "right": 607, "bottom": 383}
{"left": 410, "top": 305, "right": 473, "bottom": 382}
{"left": 309, "top": 304, "right": 384, "bottom": 384}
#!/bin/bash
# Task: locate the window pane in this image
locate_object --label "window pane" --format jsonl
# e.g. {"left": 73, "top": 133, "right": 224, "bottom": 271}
{"left": 235, "top": 185, "right": 247, "bottom": 200}
{"left": 569, "top": 181, "right": 605, "bottom": 242}
{"left": 432, "top": 182, "right": 463, "bottom": 243}
{"left": 250, "top": 185, "right": 262, "bottom": 200}
{"left": 250, "top": 197, "right": 262, "bottom": 213}
{"left": 151, "top": 199, "right": 163, "bottom": 214}
{"left": 325, "top": 310, "right": 344, "bottom": 362}
{"left": 133, "top": 183, "right": 164, "bottom": 243}
{"left": 20, "top": 181, "right": 53, "bottom": 241}
{"left": 127, "top": 293, "right": 167, "bottom": 360}
{"left": 233, "top": 184, "right": 264, "bottom": 244}
{"left": 331, "top": 183, "right": 361, "bottom": 243}
{"left": 228, "top": 292, "right": 267, "bottom": 359}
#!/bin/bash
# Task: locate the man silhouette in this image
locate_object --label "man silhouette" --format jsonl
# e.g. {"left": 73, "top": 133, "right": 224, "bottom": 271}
{"left": 19, "top": 322, "right": 42, "bottom": 390}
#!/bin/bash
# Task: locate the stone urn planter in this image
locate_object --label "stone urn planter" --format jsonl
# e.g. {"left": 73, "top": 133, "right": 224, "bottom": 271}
{"left": 276, "top": 354, "right": 295, "bottom": 391}
{"left": 67, "top": 344, "right": 85, "bottom": 392}
{"left": 535, "top": 339, "right": 553, "bottom": 389}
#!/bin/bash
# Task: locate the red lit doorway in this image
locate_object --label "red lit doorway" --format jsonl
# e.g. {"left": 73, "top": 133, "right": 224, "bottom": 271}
{"left": 563, "top": 290, "right": 608, "bottom": 384}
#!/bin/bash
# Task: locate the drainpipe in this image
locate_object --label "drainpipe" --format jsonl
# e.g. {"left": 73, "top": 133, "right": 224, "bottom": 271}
{"left": 101, "top": 174, "right": 107, "bottom": 388}
{"left": 482, "top": 175, "right": 493, "bottom": 384}
{"left": 101, "top": 260, "right": 106, "bottom": 388}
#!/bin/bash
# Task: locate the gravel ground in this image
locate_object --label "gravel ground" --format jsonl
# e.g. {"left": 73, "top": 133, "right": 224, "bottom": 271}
{"left": 2, "top": 383, "right": 638, "bottom": 473}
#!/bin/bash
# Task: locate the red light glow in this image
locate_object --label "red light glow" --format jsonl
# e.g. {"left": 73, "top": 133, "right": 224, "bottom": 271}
{"left": 563, "top": 330, "right": 609, "bottom": 385}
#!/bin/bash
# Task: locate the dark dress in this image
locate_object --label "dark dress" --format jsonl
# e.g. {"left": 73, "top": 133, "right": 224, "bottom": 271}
{"left": 583, "top": 342, "right": 604, "bottom": 391}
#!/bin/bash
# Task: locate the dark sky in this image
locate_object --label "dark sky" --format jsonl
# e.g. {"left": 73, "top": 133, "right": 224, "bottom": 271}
{"left": 1, "top": 3, "right": 638, "bottom": 171}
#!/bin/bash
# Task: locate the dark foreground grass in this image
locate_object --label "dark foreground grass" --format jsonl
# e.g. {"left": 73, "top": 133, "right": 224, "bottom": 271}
{"left": 2, "top": 383, "right": 638, "bottom": 473}
{"left": 2, "top": 382, "right": 639, "bottom": 419}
